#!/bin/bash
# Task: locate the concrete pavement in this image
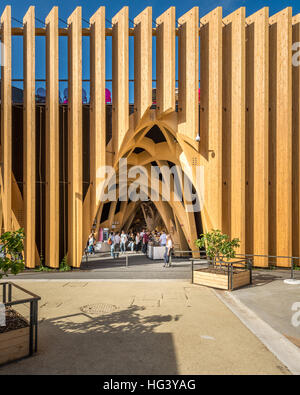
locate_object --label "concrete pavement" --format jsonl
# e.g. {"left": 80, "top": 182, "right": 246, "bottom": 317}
{"left": 0, "top": 280, "right": 291, "bottom": 375}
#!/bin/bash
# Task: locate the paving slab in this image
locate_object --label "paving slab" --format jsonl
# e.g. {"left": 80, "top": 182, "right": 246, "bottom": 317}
{"left": 0, "top": 280, "right": 291, "bottom": 375}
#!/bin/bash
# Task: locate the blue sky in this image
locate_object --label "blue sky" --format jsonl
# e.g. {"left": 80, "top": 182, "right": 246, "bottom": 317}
{"left": 3, "top": 0, "right": 300, "bottom": 101}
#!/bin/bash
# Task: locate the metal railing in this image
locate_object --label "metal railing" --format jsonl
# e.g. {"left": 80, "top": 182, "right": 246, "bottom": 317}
{"left": 235, "top": 253, "right": 300, "bottom": 280}
{"left": 1, "top": 282, "right": 41, "bottom": 358}
{"left": 173, "top": 249, "right": 300, "bottom": 282}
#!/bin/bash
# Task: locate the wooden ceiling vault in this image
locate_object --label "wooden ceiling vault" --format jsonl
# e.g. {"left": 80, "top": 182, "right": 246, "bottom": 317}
{"left": 0, "top": 5, "right": 299, "bottom": 268}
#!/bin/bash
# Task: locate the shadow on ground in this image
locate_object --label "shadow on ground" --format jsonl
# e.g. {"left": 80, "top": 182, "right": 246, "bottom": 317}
{"left": 1, "top": 305, "right": 181, "bottom": 375}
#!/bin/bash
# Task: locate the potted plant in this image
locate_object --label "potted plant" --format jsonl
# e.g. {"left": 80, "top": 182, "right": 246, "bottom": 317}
{"left": 193, "top": 229, "right": 251, "bottom": 290}
{"left": 0, "top": 228, "right": 40, "bottom": 365}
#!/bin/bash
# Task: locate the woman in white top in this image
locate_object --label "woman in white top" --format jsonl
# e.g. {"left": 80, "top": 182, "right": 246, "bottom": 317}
{"left": 163, "top": 235, "right": 173, "bottom": 267}
{"left": 135, "top": 233, "right": 141, "bottom": 252}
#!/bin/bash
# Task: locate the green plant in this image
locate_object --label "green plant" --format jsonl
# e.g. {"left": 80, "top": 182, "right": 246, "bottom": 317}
{"left": 59, "top": 255, "right": 71, "bottom": 272}
{"left": 0, "top": 228, "right": 25, "bottom": 278}
{"left": 195, "top": 229, "right": 240, "bottom": 265}
{"left": 35, "top": 265, "right": 53, "bottom": 272}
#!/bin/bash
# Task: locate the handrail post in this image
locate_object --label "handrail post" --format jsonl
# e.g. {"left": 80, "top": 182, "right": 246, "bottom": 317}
{"left": 291, "top": 257, "right": 294, "bottom": 280}
{"left": 8, "top": 283, "right": 12, "bottom": 302}
{"left": 126, "top": 255, "right": 128, "bottom": 268}
{"left": 3, "top": 283, "right": 6, "bottom": 304}
{"left": 192, "top": 259, "right": 194, "bottom": 283}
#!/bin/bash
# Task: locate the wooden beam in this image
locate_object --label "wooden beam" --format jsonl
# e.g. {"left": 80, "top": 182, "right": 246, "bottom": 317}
{"left": 23, "top": 6, "right": 36, "bottom": 268}
{"left": 156, "top": 7, "right": 176, "bottom": 117}
{"left": 134, "top": 7, "right": 152, "bottom": 125}
{"left": 200, "top": 7, "right": 223, "bottom": 231}
{"left": 45, "top": 7, "right": 59, "bottom": 268}
{"left": 178, "top": 7, "right": 199, "bottom": 140}
{"left": 223, "top": 7, "right": 246, "bottom": 253}
{"left": 68, "top": 7, "right": 83, "bottom": 268}
{"left": 112, "top": 6, "right": 129, "bottom": 154}
{"left": 89, "top": 6, "right": 106, "bottom": 236}
{"left": 246, "top": 8, "right": 269, "bottom": 267}
{"left": 292, "top": 14, "right": 300, "bottom": 260}
{"left": 0, "top": 6, "right": 12, "bottom": 232}
{"left": 269, "top": 8, "right": 292, "bottom": 266}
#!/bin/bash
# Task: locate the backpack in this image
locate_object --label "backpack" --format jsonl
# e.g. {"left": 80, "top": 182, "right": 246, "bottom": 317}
{"left": 107, "top": 237, "right": 112, "bottom": 245}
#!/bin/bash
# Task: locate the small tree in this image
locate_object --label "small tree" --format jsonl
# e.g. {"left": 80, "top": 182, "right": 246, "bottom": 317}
{"left": 0, "top": 228, "right": 25, "bottom": 278}
{"left": 195, "top": 229, "right": 240, "bottom": 266}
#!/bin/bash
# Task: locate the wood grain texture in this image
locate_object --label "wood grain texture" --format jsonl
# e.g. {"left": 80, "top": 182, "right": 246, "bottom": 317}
{"left": 269, "top": 8, "right": 292, "bottom": 266}
{"left": 200, "top": 7, "right": 223, "bottom": 232}
{"left": 89, "top": 6, "right": 106, "bottom": 239}
{"left": 23, "top": 6, "right": 36, "bottom": 268}
{"left": 245, "top": 8, "right": 269, "bottom": 267}
{"left": 134, "top": 7, "right": 152, "bottom": 125}
{"left": 0, "top": 6, "right": 12, "bottom": 233}
{"left": 292, "top": 14, "right": 300, "bottom": 260}
{"left": 178, "top": 7, "right": 199, "bottom": 140}
{"left": 68, "top": 7, "right": 83, "bottom": 268}
{"left": 156, "top": 7, "right": 176, "bottom": 117}
{"left": 45, "top": 7, "right": 59, "bottom": 268}
{"left": 112, "top": 6, "right": 129, "bottom": 153}
{"left": 222, "top": 8, "right": 246, "bottom": 254}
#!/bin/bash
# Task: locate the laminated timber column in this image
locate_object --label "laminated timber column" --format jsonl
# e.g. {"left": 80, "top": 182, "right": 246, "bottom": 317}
{"left": 89, "top": 7, "right": 106, "bottom": 233}
{"left": 269, "top": 8, "right": 292, "bottom": 266}
{"left": 23, "top": 7, "right": 36, "bottom": 268}
{"left": 246, "top": 8, "right": 269, "bottom": 267}
{"left": 222, "top": 8, "right": 246, "bottom": 254}
{"left": 134, "top": 7, "right": 152, "bottom": 126}
{"left": 178, "top": 7, "right": 199, "bottom": 141}
{"left": 199, "top": 8, "right": 222, "bottom": 231}
{"left": 45, "top": 7, "right": 59, "bottom": 268}
{"left": 292, "top": 14, "right": 300, "bottom": 260}
{"left": 156, "top": 7, "right": 176, "bottom": 118}
{"left": 67, "top": 7, "right": 83, "bottom": 268}
{"left": 112, "top": 7, "right": 129, "bottom": 154}
{"left": 0, "top": 6, "right": 12, "bottom": 232}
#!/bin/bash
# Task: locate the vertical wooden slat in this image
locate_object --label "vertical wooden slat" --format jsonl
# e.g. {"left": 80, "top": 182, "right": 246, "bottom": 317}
{"left": 1, "top": 6, "right": 12, "bottom": 232}
{"left": 269, "top": 8, "right": 292, "bottom": 266}
{"left": 45, "top": 7, "right": 59, "bottom": 268}
{"left": 134, "top": 7, "right": 152, "bottom": 125}
{"left": 112, "top": 6, "right": 129, "bottom": 153}
{"left": 178, "top": 7, "right": 199, "bottom": 140}
{"left": 90, "top": 7, "right": 106, "bottom": 232}
{"left": 223, "top": 7, "right": 246, "bottom": 253}
{"left": 200, "top": 7, "right": 222, "bottom": 231}
{"left": 292, "top": 14, "right": 300, "bottom": 260}
{"left": 156, "top": 6, "right": 175, "bottom": 117}
{"left": 23, "top": 6, "right": 36, "bottom": 268}
{"left": 68, "top": 7, "right": 82, "bottom": 268}
{"left": 246, "top": 8, "right": 269, "bottom": 266}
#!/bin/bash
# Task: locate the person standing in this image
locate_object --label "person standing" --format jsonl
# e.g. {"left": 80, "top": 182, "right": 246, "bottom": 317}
{"left": 142, "top": 231, "right": 149, "bottom": 254}
{"left": 113, "top": 232, "right": 121, "bottom": 258}
{"left": 120, "top": 230, "right": 127, "bottom": 254}
{"left": 108, "top": 232, "right": 115, "bottom": 258}
{"left": 135, "top": 232, "right": 141, "bottom": 252}
{"left": 128, "top": 232, "right": 135, "bottom": 251}
{"left": 88, "top": 233, "right": 95, "bottom": 255}
{"left": 159, "top": 230, "right": 167, "bottom": 246}
{"left": 163, "top": 234, "right": 173, "bottom": 267}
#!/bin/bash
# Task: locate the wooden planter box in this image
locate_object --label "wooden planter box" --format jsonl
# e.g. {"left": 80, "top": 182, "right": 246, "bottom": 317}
{"left": 0, "top": 326, "right": 30, "bottom": 365}
{"left": 193, "top": 267, "right": 251, "bottom": 290}
{"left": 0, "top": 282, "right": 40, "bottom": 366}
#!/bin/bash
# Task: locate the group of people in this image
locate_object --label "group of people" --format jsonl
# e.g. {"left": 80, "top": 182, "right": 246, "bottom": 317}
{"left": 107, "top": 229, "right": 173, "bottom": 267}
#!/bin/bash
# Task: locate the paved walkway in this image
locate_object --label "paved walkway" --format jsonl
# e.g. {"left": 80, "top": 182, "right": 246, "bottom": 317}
{"left": 6, "top": 253, "right": 200, "bottom": 280}
{"left": 230, "top": 270, "right": 300, "bottom": 348}
{"left": 0, "top": 280, "right": 291, "bottom": 375}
